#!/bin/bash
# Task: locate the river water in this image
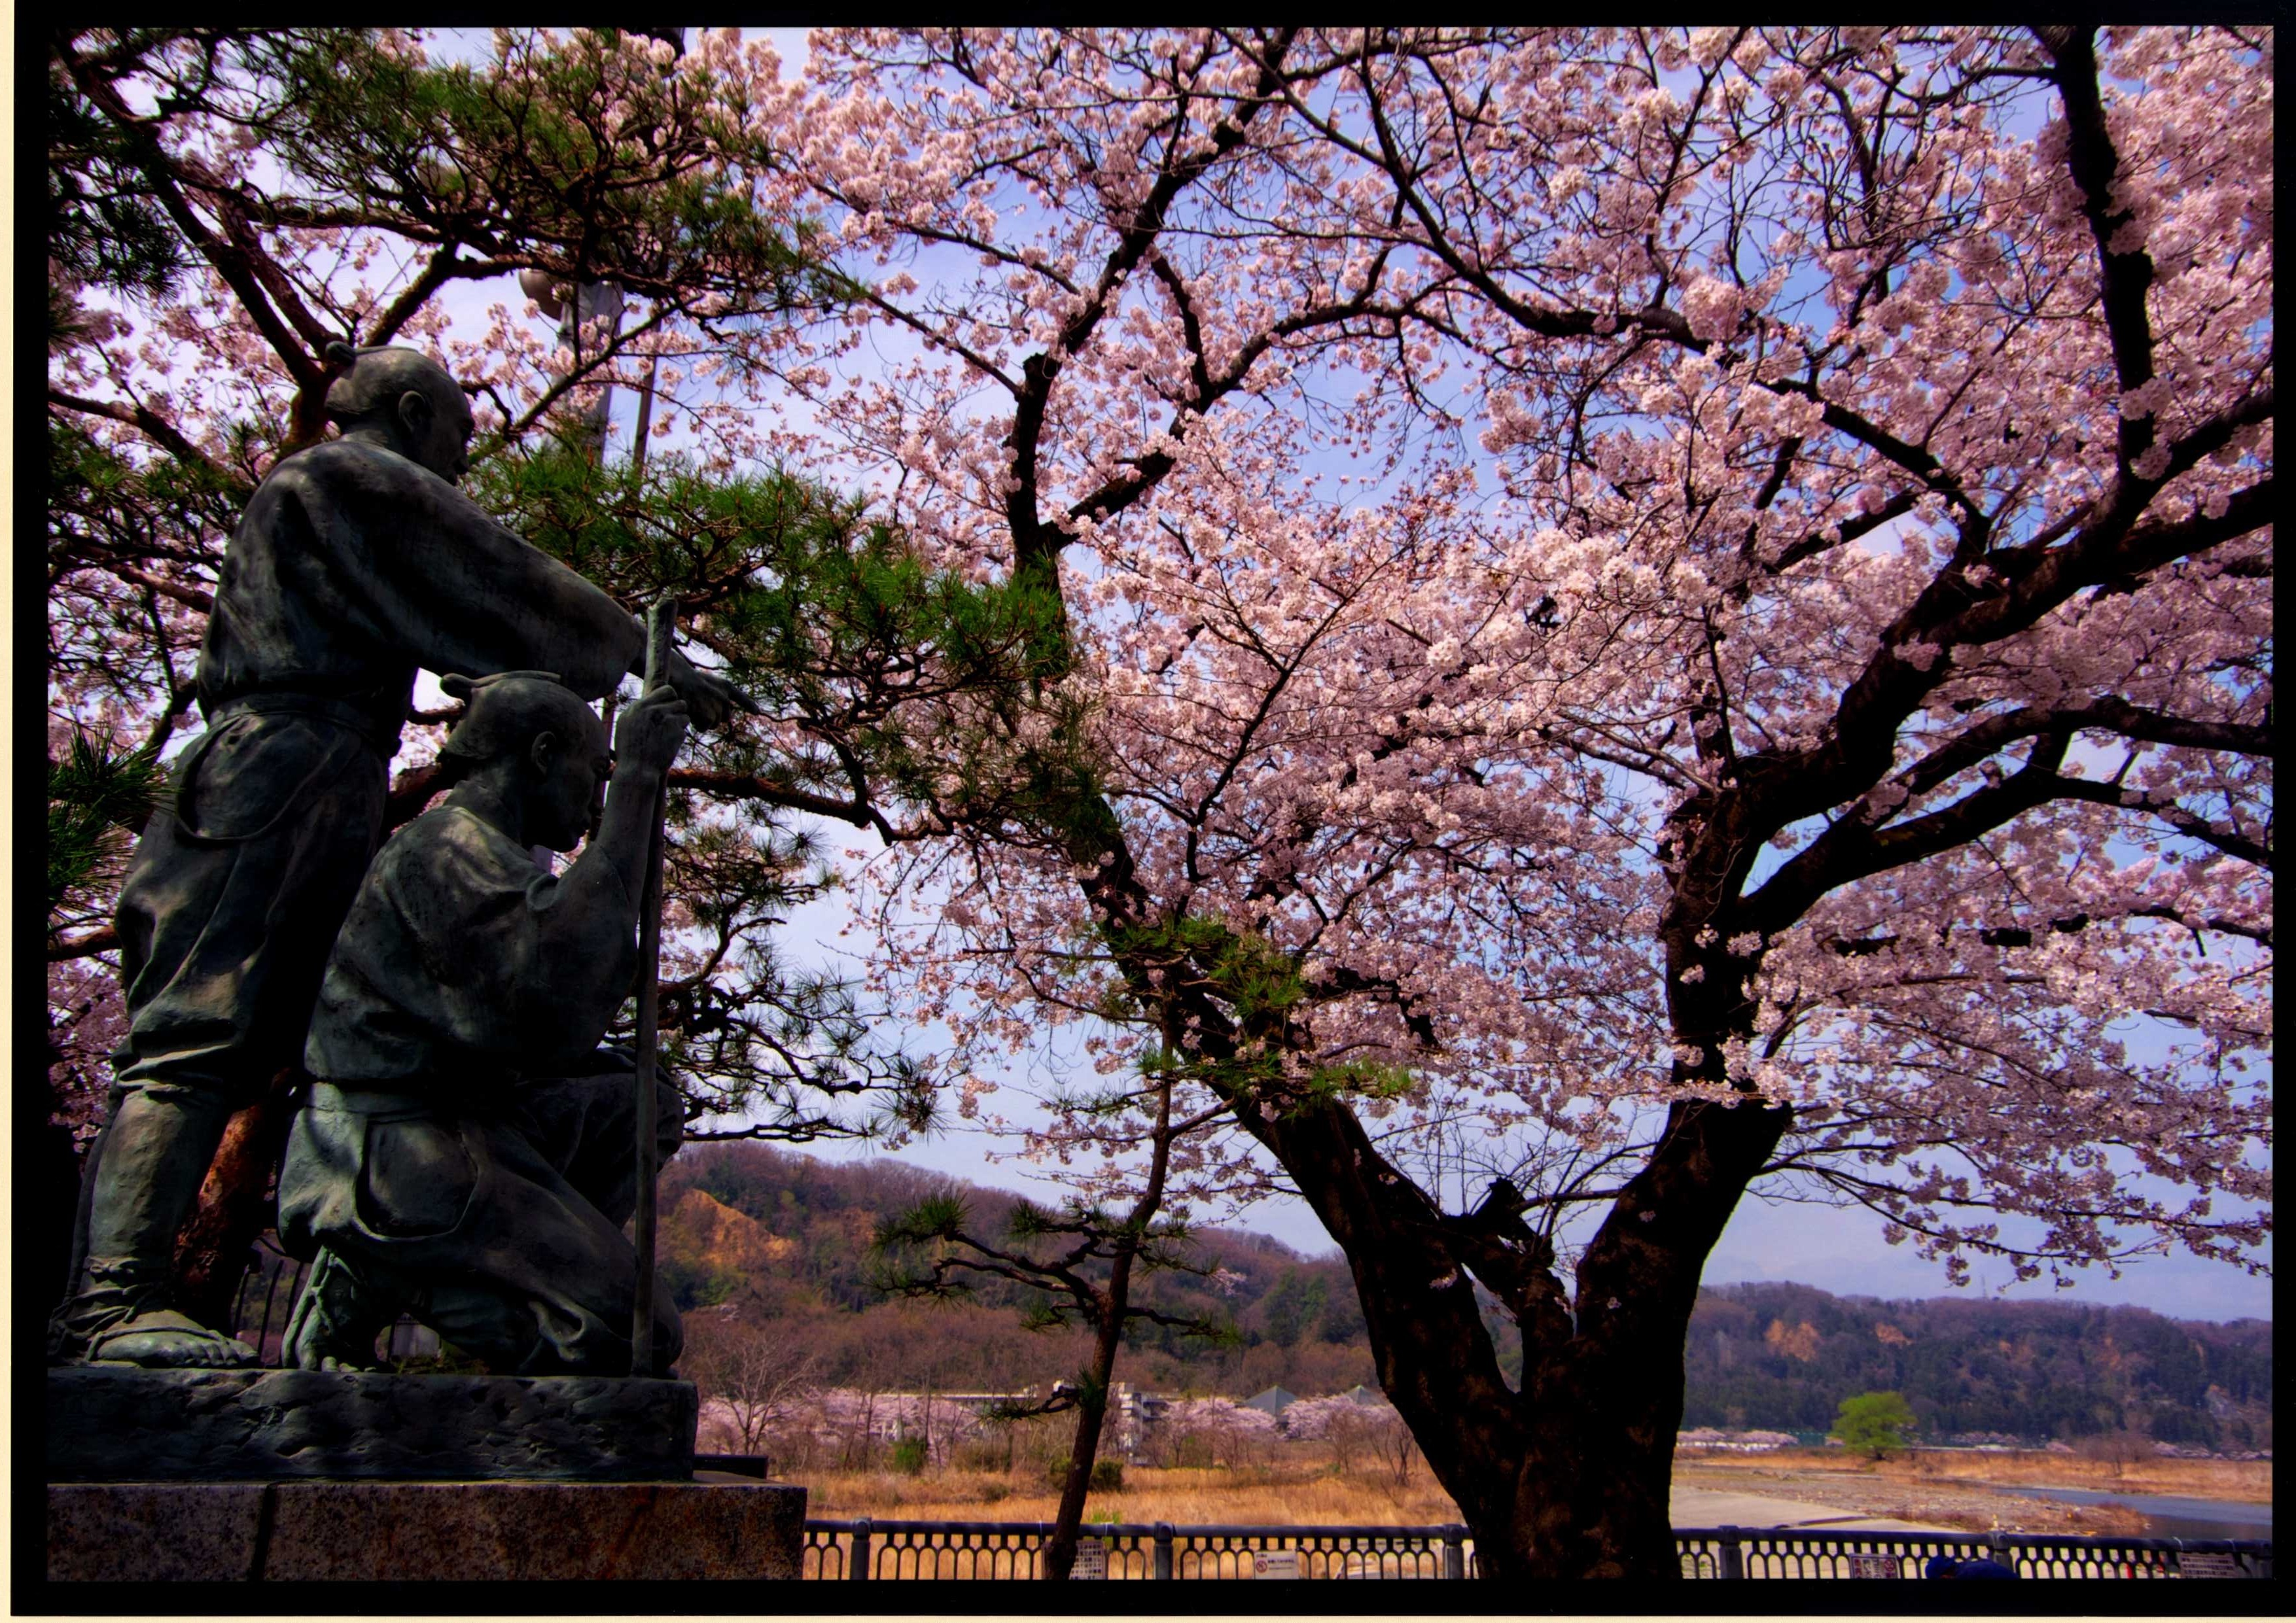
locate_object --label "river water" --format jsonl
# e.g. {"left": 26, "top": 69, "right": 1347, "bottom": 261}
{"left": 1988, "top": 1484, "right": 2272, "bottom": 1543}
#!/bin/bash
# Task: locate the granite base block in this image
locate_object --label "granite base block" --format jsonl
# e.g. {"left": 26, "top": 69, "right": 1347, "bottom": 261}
{"left": 48, "top": 1367, "right": 696, "bottom": 1480}
{"left": 48, "top": 1480, "right": 807, "bottom": 1581}
{"left": 46, "top": 1482, "right": 271, "bottom": 1582}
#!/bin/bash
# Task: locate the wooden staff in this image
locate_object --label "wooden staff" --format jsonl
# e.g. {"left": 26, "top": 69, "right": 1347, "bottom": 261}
{"left": 631, "top": 594, "right": 678, "bottom": 1375}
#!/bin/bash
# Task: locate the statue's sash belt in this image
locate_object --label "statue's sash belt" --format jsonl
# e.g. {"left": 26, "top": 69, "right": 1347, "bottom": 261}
{"left": 162, "top": 691, "right": 401, "bottom": 846}
{"left": 205, "top": 690, "right": 404, "bottom": 757}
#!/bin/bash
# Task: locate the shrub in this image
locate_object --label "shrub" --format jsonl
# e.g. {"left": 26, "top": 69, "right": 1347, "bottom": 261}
{"left": 890, "top": 1437, "right": 928, "bottom": 1475}
{"left": 955, "top": 1440, "right": 1009, "bottom": 1472}
{"left": 1046, "top": 1456, "right": 1126, "bottom": 1491}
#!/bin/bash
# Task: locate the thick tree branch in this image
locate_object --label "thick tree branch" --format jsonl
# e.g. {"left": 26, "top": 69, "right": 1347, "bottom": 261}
{"left": 2046, "top": 778, "right": 2272, "bottom": 869}
{"left": 48, "top": 391, "right": 254, "bottom": 498}
{"left": 1900, "top": 697, "right": 2273, "bottom": 802}
{"left": 2037, "top": 27, "right": 2159, "bottom": 476}
{"left": 105, "top": 564, "right": 215, "bottom": 615}
{"left": 1007, "top": 29, "right": 1301, "bottom": 571}
{"left": 48, "top": 926, "right": 122, "bottom": 962}
{"left": 58, "top": 43, "right": 325, "bottom": 399}
{"left": 1747, "top": 732, "right": 2075, "bottom": 928}
{"left": 667, "top": 768, "right": 891, "bottom": 839}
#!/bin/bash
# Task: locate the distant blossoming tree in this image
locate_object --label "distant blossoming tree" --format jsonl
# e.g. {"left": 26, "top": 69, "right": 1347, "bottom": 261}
{"left": 1282, "top": 1389, "right": 1414, "bottom": 1480}
{"left": 1157, "top": 1396, "right": 1280, "bottom": 1466}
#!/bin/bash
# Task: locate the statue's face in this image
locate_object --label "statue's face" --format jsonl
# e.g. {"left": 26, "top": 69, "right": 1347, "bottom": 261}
{"left": 527, "top": 710, "right": 615, "bottom": 852}
{"left": 398, "top": 383, "right": 476, "bottom": 485}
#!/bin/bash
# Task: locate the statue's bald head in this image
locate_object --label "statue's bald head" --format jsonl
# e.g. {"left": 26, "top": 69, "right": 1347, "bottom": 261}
{"left": 438, "top": 672, "right": 605, "bottom": 769}
{"left": 436, "top": 672, "right": 615, "bottom": 852}
{"left": 323, "top": 341, "right": 474, "bottom": 484}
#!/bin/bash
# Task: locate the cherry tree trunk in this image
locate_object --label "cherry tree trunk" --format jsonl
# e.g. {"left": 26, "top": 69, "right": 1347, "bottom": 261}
{"left": 1481, "top": 1374, "right": 1684, "bottom": 1580}
{"left": 169, "top": 1067, "right": 297, "bottom": 1331}
{"left": 1273, "top": 1085, "right": 1790, "bottom": 1579}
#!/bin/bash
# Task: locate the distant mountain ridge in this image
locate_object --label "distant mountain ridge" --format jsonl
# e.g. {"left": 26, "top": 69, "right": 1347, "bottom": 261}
{"left": 660, "top": 1142, "right": 2272, "bottom": 1451}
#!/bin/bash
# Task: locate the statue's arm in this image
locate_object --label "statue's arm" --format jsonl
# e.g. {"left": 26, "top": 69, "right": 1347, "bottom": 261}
{"left": 501, "top": 686, "right": 691, "bottom": 1049}
{"left": 300, "top": 453, "right": 646, "bottom": 699}
{"left": 393, "top": 473, "right": 745, "bottom": 720}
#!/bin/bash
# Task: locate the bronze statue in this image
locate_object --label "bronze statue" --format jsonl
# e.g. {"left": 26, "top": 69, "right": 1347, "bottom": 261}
{"left": 52, "top": 343, "right": 739, "bottom": 1368}
{"left": 277, "top": 672, "right": 687, "bottom": 1375}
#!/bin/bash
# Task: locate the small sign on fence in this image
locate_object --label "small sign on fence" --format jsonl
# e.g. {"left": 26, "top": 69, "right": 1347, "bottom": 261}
{"left": 1843, "top": 1553, "right": 1902, "bottom": 1579}
{"left": 1070, "top": 1538, "right": 1107, "bottom": 1580}
{"left": 1254, "top": 1548, "right": 1299, "bottom": 1579}
{"left": 2178, "top": 1552, "right": 2246, "bottom": 1579}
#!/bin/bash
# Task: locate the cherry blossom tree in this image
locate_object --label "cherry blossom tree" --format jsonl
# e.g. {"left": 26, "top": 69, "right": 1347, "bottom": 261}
{"left": 681, "top": 1305, "right": 821, "bottom": 1457}
{"left": 733, "top": 26, "right": 2270, "bottom": 1577}
{"left": 1279, "top": 1389, "right": 1405, "bottom": 1478}
{"left": 773, "top": 1385, "right": 987, "bottom": 1469}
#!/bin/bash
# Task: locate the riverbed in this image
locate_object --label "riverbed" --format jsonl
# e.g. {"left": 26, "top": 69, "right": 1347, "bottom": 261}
{"left": 1669, "top": 1461, "right": 2270, "bottom": 1539}
{"left": 1980, "top": 1484, "right": 2271, "bottom": 1543}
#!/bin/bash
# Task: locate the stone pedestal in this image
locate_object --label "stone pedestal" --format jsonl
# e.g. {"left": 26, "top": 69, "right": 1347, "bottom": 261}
{"left": 46, "top": 1480, "right": 807, "bottom": 1580}
{"left": 41, "top": 1368, "right": 802, "bottom": 1583}
{"left": 47, "top": 1367, "right": 696, "bottom": 1481}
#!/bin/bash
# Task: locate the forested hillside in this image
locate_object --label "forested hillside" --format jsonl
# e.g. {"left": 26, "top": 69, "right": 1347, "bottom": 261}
{"left": 659, "top": 1144, "right": 2270, "bottom": 1452}
{"left": 1680, "top": 1282, "right": 2273, "bottom": 1450}
{"left": 658, "top": 1142, "right": 1375, "bottom": 1396}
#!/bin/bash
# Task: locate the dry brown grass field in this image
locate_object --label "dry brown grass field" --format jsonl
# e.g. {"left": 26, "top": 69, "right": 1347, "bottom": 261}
{"left": 800, "top": 1448, "right": 2269, "bottom": 1535}
{"left": 804, "top": 1463, "right": 1464, "bottom": 1526}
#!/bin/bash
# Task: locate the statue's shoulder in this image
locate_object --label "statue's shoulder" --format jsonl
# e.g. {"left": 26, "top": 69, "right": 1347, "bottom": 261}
{"left": 373, "top": 804, "right": 538, "bottom": 891}
{"left": 262, "top": 438, "right": 436, "bottom": 500}
{"left": 267, "top": 438, "right": 369, "bottom": 479}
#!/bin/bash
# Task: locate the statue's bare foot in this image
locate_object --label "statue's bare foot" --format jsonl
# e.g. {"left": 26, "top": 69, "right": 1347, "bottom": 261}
{"left": 87, "top": 1309, "right": 258, "bottom": 1369}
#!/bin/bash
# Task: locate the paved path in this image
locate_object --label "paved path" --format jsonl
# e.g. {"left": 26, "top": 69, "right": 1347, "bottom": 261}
{"left": 1672, "top": 1485, "right": 1957, "bottom": 1533}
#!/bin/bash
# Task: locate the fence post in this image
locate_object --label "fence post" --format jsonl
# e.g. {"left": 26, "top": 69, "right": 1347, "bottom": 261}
{"left": 1717, "top": 1526, "right": 1745, "bottom": 1581}
{"left": 1441, "top": 1525, "right": 1467, "bottom": 1580}
{"left": 849, "top": 1518, "right": 872, "bottom": 1582}
{"left": 1154, "top": 1523, "right": 1174, "bottom": 1580}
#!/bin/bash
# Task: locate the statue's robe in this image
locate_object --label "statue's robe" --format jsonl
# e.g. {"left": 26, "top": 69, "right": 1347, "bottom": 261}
{"left": 110, "top": 437, "right": 645, "bottom": 1104}
{"left": 278, "top": 803, "right": 682, "bottom": 1374}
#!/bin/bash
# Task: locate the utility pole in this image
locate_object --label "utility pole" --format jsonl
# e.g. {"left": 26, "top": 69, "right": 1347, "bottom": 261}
{"left": 523, "top": 28, "right": 686, "bottom": 464}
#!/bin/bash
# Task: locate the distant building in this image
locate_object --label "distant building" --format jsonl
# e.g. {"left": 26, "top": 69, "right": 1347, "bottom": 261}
{"left": 1243, "top": 1386, "right": 1299, "bottom": 1417}
{"left": 1676, "top": 1427, "right": 1796, "bottom": 1453}
{"left": 1110, "top": 1382, "right": 1169, "bottom": 1456}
